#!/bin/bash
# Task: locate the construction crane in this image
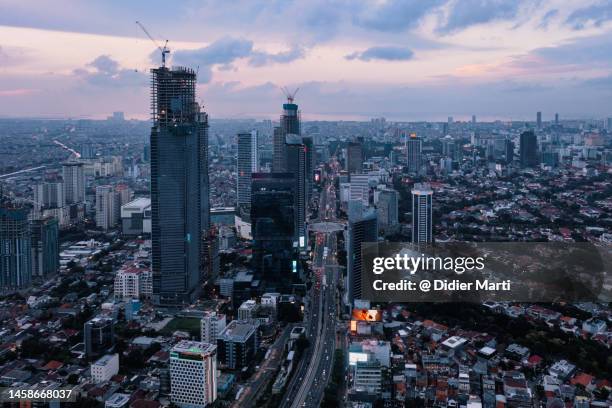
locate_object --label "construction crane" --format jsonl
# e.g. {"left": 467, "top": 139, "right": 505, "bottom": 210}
{"left": 281, "top": 86, "right": 300, "bottom": 104}
{"left": 136, "top": 21, "right": 170, "bottom": 67}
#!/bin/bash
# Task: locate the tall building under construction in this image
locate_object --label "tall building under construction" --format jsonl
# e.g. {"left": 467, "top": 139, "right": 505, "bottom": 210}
{"left": 150, "top": 66, "right": 210, "bottom": 306}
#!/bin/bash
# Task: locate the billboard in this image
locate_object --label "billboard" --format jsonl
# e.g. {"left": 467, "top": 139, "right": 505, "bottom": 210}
{"left": 351, "top": 309, "right": 382, "bottom": 322}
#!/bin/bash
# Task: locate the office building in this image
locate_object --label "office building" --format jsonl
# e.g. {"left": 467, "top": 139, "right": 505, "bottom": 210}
{"left": 347, "top": 140, "right": 364, "bottom": 174}
{"left": 537, "top": 111, "right": 542, "bottom": 129}
{"left": 377, "top": 189, "right": 398, "bottom": 228}
{"left": 62, "top": 161, "right": 85, "bottom": 205}
{"left": 0, "top": 206, "right": 32, "bottom": 291}
{"left": 555, "top": 113, "right": 559, "bottom": 125}
{"left": 84, "top": 316, "right": 115, "bottom": 358}
{"left": 285, "top": 135, "right": 311, "bottom": 248}
{"left": 238, "top": 299, "right": 258, "bottom": 321}
{"left": 504, "top": 139, "right": 515, "bottom": 164}
{"left": 217, "top": 320, "right": 258, "bottom": 370}
{"left": 406, "top": 135, "right": 422, "bottom": 174}
{"left": 237, "top": 130, "right": 258, "bottom": 208}
{"left": 354, "top": 360, "right": 382, "bottom": 394}
{"left": 91, "top": 353, "right": 119, "bottom": 384}
{"left": 95, "top": 185, "right": 116, "bottom": 231}
{"left": 349, "top": 174, "right": 370, "bottom": 207}
{"left": 34, "top": 182, "right": 64, "bottom": 209}
{"left": 201, "top": 312, "right": 227, "bottom": 344}
{"left": 170, "top": 341, "right": 217, "bottom": 408}
{"left": 347, "top": 206, "right": 377, "bottom": 304}
{"left": 201, "top": 233, "right": 220, "bottom": 282}
{"left": 120, "top": 197, "right": 151, "bottom": 236}
{"left": 251, "top": 173, "right": 297, "bottom": 287}
{"left": 150, "top": 65, "right": 209, "bottom": 306}
{"left": 30, "top": 217, "right": 59, "bottom": 278}
{"left": 520, "top": 130, "right": 539, "bottom": 168}
{"left": 411, "top": 183, "right": 433, "bottom": 244}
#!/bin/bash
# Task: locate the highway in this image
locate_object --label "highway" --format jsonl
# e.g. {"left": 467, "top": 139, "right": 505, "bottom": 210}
{"left": 282, "top": 162, "right": 342, "bottom": 408}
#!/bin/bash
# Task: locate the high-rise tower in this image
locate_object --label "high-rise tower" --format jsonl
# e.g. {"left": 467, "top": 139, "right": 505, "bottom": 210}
{"left": 0, "top": 205, "right": 31, "bottom": 291}
{"left": 62, "top": 161, "right": 85, "bottom": 205}
{"left": 411, "top": 183, "right": 433, "bottom": 244}
{"left": 150, "top": 66, "right": 209, "bottom": 306}
{"left": 519, "top": 130, "right": 538, "bottom": 168}
{"left": 236, "top": 130, "right": 258, "bottom": 209}
{"left": 406, "top": 134, "right": 422, "bottom": 175}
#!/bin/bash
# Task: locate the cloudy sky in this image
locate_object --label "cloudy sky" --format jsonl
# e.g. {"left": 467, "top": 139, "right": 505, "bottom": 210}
{"left": 0, "top": 0, "right": 611, "bottom": 121}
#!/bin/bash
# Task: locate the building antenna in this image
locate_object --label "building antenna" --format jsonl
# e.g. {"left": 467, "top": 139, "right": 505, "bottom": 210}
{"left": 136, "top": 21, "right": 170, "bottom": 67}
{"left": 281, "top": 86, "right": 300, "bottom": 104}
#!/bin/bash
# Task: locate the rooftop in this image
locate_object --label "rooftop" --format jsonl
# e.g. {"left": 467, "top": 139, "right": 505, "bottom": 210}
{"left": 219, "top": 320, "right": 256, "bottom": 342}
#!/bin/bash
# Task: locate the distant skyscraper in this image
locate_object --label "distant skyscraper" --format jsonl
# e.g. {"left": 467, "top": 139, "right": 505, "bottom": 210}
{"left": 472, "top": 115, "right": 476, "bottom": 124}
{"left": 504, "top": 139, "right": 515, "bottom": 164}
{"left": 606, "top": 117, "right": 612, "bottom": 131}
{"left": 150, "top": 66, "right": 209, "bottom": 306}
{"left": 0, "top": 206, "right": 32, "bottom": 291}
{"left": 411, "top": 183, "right": 433, "bottom": 244}
{"left": 347, "top": 206, "right": 377, "bottom": 304}
{"left": 555, "top": 113, "right": 559, "bottom": 125}
{"left": 406, "top": 135, "right": 422, "bottom": 174}
{"left": 285, "top": 135, "right": 310, "bottom": 248}
{"left": 273, "top": 94, "right": 301, "bottom": 172}
{"left": 520, "top": 130, "right": 539, "bottom": 168}
{"left": 62, "top": 161, "right": 85, "bottom": 205}
{"left": 237, "top": 130, "right": 258, "bottom": 208}
{"left": 95, "top": 185, "right": 116, "bottom": 231}
{"left": 34, "top": 182, "right": 64, "bottom": 209}
{"left": 349, "top": 173, "right": 370, "bottom": 207}
{"left": 30, "top": 217, "right": 59, "bottom": 278}
{"left": 80, "top": 143, "right": 95, "bottom": 159}
{"left": 537, "top": 111, "right": 542, "bottom": 129}
{"left": 170, "top": 341, "right": 217, "bottom": 408}
{"left": 377, "top": 189, "right": 398, "bottom": 228}
{"left": 251, "top": 173, "right": 297, "bottom": 287}
{"left": 347, "top": 140, "right": 364, "bottom": 174}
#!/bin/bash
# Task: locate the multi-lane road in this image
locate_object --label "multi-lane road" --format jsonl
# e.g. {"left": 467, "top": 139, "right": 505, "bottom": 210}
{"left": 282, "top": 167, "right": 343, "bottom": 408}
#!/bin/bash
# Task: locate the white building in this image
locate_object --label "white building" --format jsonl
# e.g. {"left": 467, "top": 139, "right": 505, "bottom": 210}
{"left": 114, "top": 266, "right": 152, "bottom": 300}
{"left": 349, "top": 173, "right": 370, "bottom": 207}
{"left": 170, "top": 340, "right": 217, "bottom": 408}
{"left": 62, "top": 161, "right": 85, "bottom": 205}
{"left": 201, "top": 312, "right": 226, "bottom": 344}
{"left": 261, "top": 292, "right": 280, "bottom": 309}
{"left": 120, "top": 197, "right": 152, "bottom": 236}
{"left": 95, "top": 185, "right": 116, "bottom": 230}
{"left": 91, "top": 353, "right": 119, "bottom": 384}
{"left": 354, "top": 360, "right": 382, "bottom": 394}
{"left": 237, "top": 299, "right": 258, "bottom": 321}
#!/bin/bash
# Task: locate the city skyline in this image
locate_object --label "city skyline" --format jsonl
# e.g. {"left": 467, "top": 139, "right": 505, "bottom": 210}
{"left": 0, "top": 0, "right": 611, "bottom": 121}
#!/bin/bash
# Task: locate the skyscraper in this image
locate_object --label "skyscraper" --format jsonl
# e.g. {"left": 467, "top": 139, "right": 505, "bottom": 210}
{"left": 555, "top": 113, "right": 559, "bottom": 125}
{"left": 519, "top": 130, "right": 539, "bottom": 168}
{"left": 150, "top": 66, "right": 209, "bottom": 306}
{"left": 236, "top": 130, "right": 258, "bottom": 208}
{"left": 34, "top": 182, "right": 64, "bottom": 209}
{"left": 285, "top": 135, "right": 310, "bottom": 248}
{"left": 411, "top": 183, "right": 433, "bottom": 244}
{"left": 536, "top": 111, "right": 542, "bottom": 129}
{"left": 377, "top": 189, "right": 398, "bottom": 228}
{"left": 0, "top": 205, "right": 32, "bottom": 291}
{"left": 406, "top": 134, "right": 422, "bottom": 175}
{"left": 62, "top": 161, "right": 85, "bottom": 205}
{"left": 95, "top": 185, "right": 116, "bottom": 231}
{"left": 170, "top": 341, "right": 217, "bottom": 408}
{"left": 273, "top": 93, "right": 301, "bottom": 172}
{"left": 347, "top": 140, "right": 364, "bottom": 174}
{"left": 347, "top": 206, "right": 377, "bottom": 304}
{"left": 251, "top": 173, "right": 297, "bottom": 287}
{"left": 30, "top": 216, "right": 59, "bottom": 278}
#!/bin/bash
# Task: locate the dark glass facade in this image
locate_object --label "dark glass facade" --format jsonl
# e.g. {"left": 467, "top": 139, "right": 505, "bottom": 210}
{"left": 150, "top": 66, "right": 209, "bottom": 306}
{"left": 251, "top": 173, "right": 297, "bottom": 289}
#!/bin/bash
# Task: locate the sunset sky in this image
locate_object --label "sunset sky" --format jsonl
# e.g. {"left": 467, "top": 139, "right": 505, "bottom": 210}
{"left": 0, "top": 0, "right": 611, "bottom": 121}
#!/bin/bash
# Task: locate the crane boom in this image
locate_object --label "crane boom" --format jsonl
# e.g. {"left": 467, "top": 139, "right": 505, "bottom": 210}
{"left": 136, "top": 21, "right": 170, "bottom": 67}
